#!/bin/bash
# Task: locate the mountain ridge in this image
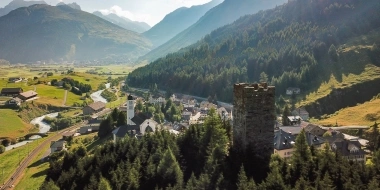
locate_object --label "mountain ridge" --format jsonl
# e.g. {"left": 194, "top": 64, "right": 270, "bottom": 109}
{"left": 139, "top": 0, "right": 287, "bottom": 62}
{"left": 0, "top": 0, "right": 47, "bottom": 17}
{"left": 93, "top": 11, "right": 151, "bottom": 33}
{"left": 143, "top": 0, "right": 223, "bottom": 48}
{"left": 0, "top": 4, "right": 152, "bottom": 63}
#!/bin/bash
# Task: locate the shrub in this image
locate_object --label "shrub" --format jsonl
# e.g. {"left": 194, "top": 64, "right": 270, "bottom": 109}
{"left": 0, "top": 145, "right": 5, "bottom": 154}
{"left": 1, "top": 138, "right": 11, "bottom": 147}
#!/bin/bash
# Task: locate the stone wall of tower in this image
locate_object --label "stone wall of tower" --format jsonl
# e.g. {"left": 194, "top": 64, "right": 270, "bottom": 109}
{"left": 233, "top": 83, "right": 275, "bottom": 159}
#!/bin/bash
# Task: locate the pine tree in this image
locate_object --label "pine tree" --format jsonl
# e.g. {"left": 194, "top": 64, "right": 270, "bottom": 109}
{"left": 264, "top": 155, "right": 286, "bottom": 190}
{"left": 98, "top": 177, "right": 112, "bottom": 190}
{"left": 157, "top": 148, "right": 183, "bottom": 188}
{"left": 116, "top": 112, "right": 126, "bottom": 127}
{"left": 367, "top": 177, "right": 379, "bottom": 190}
{"left": 111, "top": 108, "right": 119, "bottom": 121}
{"left": 237, "top": 165, "right": 257, "bottom": 190}
{"left": 282, "top": 104, "right": 291, "bottom": 126}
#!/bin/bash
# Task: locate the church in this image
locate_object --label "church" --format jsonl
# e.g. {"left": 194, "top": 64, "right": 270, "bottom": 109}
{"left": 112, "top": 95, "right": 159, "bottom": 142}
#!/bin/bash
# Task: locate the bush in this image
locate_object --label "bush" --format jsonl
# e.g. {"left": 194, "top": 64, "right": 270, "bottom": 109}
{"left": 1, "top": 138, "right": 11, "bottom": 147}
{"left": 0, "top": 145, "right": 5, "bottom": 154}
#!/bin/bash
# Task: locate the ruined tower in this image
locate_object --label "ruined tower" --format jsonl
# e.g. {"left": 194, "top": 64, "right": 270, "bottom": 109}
{"left": 233, "top": 83, "right": 275, "bottom": 160}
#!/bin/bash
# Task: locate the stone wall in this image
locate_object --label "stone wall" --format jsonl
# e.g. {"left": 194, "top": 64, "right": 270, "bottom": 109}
{"left": 233, "top": 83, "right": 275, "bottom": 160}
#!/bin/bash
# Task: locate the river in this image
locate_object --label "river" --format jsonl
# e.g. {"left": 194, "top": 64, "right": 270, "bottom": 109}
{"left": 5, "top": 112, "right": 59, "bottom": 151}
{"left": 90, "top": 83, "right": 111, "bottom": 103}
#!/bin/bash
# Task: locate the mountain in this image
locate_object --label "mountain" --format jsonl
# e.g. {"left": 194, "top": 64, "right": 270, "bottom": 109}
{"left": 139, "top": 0, "right": 287, "bottom": 62}
{"left": 56, "top": 2, "right": 81, "bottom": 10}
{"left": 93, "top": 11, "right": 151, "bottom": 33}
{"left": 128, "top": 0, "right": 380, "bottom": 107}
{"left": 0, "top": 0, "right": 46, "bottom": 17}
{"left": 143, "top": 0, "right": 223, "bottom": 48}
{"left": 0, "top": 4, "right": 152, "bottom": 63}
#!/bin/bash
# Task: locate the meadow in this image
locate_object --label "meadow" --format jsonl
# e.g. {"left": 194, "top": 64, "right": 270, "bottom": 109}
{"left": 0, "top": 139, "right": 40, "bottom": 185}
{"left": 0, "top": 109, "right": 33, "bottom": 138}
{"left": 15, "top": 140, "right": 51, "bottom": 190}
{"left": 316, "top": 97, "right": 380, "bottom": 127}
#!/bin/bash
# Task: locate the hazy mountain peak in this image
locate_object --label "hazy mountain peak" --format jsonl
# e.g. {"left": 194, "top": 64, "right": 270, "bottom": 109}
{"left": 143, "top": 0, "right": 222, "bottom": 48}
{"left": 92, "top": 11, "right": 151, "bottom": 33}
{"left": 0, "top": 0, "right": 47, "bottom": 17}
{"left": 56, "top": 2, "right": 81, "bottom": 10}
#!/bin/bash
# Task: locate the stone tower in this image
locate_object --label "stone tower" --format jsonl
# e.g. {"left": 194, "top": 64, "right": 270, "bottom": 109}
{"left": 127, "top": 95, "right": 135, "bottom": 125}
{"left": 233, "top": 83, "right": 275, "bottom": 160}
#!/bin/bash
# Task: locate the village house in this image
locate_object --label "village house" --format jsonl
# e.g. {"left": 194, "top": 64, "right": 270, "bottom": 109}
{"left": 0, "top": 87, "right": 23, "bottom": 96}
{"left": 8, "top": 77, "right": 22, "bottom": 83}
{"left": 292, "top": 107, "right": 309, "bottom": 121}
{"left": 274, "top": 129, "right": 296, "bottom": 159}
{"left": 6, "top": 97, "right": 22, "bottom": 106}
{"left": 149, "top": 95, "right": 166, "bottom": 105}
{"left": 287, "top": 116, "right": 302, "bottom": 125}
{"left": 286, "top": 87, "right": 301, "bottom": 95}
{"left": 83, "top": 101, "right": 106, "bottom": 115}
{"left": 200, "top": 101, "right": 217, "bottom": 109}
{"left": 50, "top": 140, "right": 66, "bottom": 154}
{"left": 304, "top": 124, "right": 326, "bottom": 136}
{"left": 330, "top": 139, "right": 366, "bottom": 162}
{"left": 305, "top": 132, "right": 326, "bottom": 149}
{"left": 18, "top": 90, "right": 38, "bottom": 101}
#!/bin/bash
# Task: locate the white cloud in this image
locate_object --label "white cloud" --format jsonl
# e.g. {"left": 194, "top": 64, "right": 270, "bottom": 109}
{"left": 99, "top": 5, "right": 152, "bottom": 25}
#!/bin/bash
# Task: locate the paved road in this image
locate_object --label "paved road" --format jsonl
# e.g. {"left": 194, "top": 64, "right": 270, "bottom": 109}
{"left": 0, "top": 122, "right": 86, "bottom": 190}
{"left": 320, "top": 126, "right": 370, "bottom": 130}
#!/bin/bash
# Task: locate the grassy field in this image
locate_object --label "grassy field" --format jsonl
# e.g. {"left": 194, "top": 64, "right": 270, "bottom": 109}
{"left": 298, "top": 64, "right": 380, "bottom": 107}
{"left": 15, "top": 140, "right": 51, "bottom": 190}
{"left": 0, "top": 139, "right": 41, "bottom": 185}
{"left": 316, "top": 98, "right": 380, "bottom": 127}
{"left": 0, "top": 109, "right": 34, "bottom": 138}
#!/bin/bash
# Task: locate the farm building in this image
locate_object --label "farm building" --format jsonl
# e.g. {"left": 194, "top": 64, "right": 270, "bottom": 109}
{"left": 0, "top": 87, "right": 23, "bottom": 96}
{"left": 83, "top": 101, "right": 106, "bottom": 115}
{"left": 18, "top": 90, "right": 38, "bottom": 101}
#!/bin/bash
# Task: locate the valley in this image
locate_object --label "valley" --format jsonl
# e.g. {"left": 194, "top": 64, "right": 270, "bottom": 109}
{"left": 1, "top": 0, "right": 380, "bottom": 189}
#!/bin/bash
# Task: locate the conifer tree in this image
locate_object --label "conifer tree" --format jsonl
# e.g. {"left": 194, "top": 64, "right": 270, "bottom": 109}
{"left": 237, "top": 165, "right": 257, "bottom": 190}
{"left": 116, "top": 112, "right": 126, "bottom": 127}
{"left": 157, "top": 148, "right": 183, "bottom": 188}
{"left": 282, "top": 105, "right": 291, "bottom": 126}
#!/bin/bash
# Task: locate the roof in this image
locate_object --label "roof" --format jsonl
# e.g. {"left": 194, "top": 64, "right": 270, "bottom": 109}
{"left": 279, "top": 126, "right": 302, "bottom": 135}
{"left": 50, "top": 140, "right": 65, "bottom": 148}
{"left": 19, "top": 90, "right": 37, "bottom": 98}
{"left": 87, "top": 101, "right": 106, "bottom": 111}
{"left": 10, "top": 97, "right": 22, "bottom": 102}
{"left": 287, "top": 116, "right": 302, "bottom": 122}
{"left": 304, "top": 124, "right": 322, "bottom": 132}
{"left": 1, "top": 88, "right": 23, "bottom": 93}
{"left": 305, "top": 132, "right": 326, "bottom": 146}
{"left": 293, "top": 107, "right": 309, "bottom": 115}
{"left": 112, "top": 125, "right": 140, "bottom": 138}
{"left": 131, "top": 112, "right": 148, "bottom": 126}
{"left": 331, "top": 140, "right": 365, "bottom": 156}
{"left": 274, "top": 129, "right": 296, "bottom": 150}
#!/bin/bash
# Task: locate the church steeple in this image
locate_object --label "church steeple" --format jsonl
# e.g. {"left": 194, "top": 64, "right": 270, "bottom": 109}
{"left": 127, "top": 95, "right": 135, "bottom": 125}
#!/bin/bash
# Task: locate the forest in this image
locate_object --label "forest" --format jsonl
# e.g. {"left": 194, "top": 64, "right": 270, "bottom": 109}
{"left": 128, "top": 0, "right": 380, "bottom": 102}
{"left": 42, "top": 110, "right": 380, "bottom": 190}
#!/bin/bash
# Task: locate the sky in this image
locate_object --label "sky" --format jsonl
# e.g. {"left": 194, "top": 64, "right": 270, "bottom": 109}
{"left": 0, "top": 0, "right": 213, "bottom": 26}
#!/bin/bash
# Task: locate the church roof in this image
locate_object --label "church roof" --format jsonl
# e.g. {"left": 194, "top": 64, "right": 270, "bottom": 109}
{"left": 112, "top": 125, "right": 140, "bottom": 138}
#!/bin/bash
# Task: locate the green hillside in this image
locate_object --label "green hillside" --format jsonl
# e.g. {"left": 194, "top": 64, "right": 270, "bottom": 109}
{"left": 128, "top": 0, "right": 380, "bottom": 106}
{"left": 139, "top": 0, "right": 287, "bottom": 62}
{"left": 0, "top": 4, "right": 152, "bottom": 63}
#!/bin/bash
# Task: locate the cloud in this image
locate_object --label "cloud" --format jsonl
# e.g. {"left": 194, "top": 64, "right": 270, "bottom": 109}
{"left": 99, "top": 5, "right": 152, "bottom": 25}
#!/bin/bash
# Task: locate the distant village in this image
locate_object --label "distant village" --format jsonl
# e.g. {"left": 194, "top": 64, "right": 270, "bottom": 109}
{"left": 0, "top": 80, "right": 370, "bottom": 162}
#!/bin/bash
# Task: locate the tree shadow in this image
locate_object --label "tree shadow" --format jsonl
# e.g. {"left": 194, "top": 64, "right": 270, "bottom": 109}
{"left": 31, "top": 168, "right": 48, "bottom": 178}
{"left": 27, "top": 159, "right": 47, "bottom": 168}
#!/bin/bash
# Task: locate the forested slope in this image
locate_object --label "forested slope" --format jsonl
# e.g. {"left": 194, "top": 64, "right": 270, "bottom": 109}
{"left": 128, "top": 0, "right": 380, "bottom": 102}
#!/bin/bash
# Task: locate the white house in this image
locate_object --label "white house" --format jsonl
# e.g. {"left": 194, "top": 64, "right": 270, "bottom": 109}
{"left": 286, "top": 87, "right": 301, "bottom": 95}
{"left": 149, "top": 95, "right": 166, "bottom": 105}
